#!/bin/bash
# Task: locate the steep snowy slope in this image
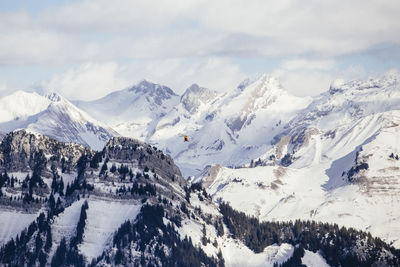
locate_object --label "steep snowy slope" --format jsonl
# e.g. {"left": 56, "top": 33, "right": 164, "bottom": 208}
{"left": 75, "top": 75, "right": 311, "bottom": 176}
{"left": 49, "top": 197, "right": 142, "bottom": 262}
{"left": 198, "top": 72, "right": 400, "bottom": 249}
{"left": 74, "top": 80, "right": 179, "bottom": 140}
{"left": 0, "top": 207, "right": 42, "bottom": 245}
{"left": 1, "top": 131, "right": 396, "bottom": 266}
{"left": 266, "top": 72, "right": 400, "bottom": 165}
{"left": 0, "top": 91, "right": 51, "bottom": 123}
{"left": 148, "top": 75, "right": 311, "bottom": 176}
{"left": 0, "top": 91, "right": 117, "bottom": 150}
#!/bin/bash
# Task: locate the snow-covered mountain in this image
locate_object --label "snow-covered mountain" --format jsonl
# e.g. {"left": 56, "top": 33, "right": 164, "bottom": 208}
{"left": 196, "top": 72, "right": 400, "bottom": 249}
{"left": 164, "top": 74, "right": 311, "bottom": 174}
{"left": 154, "top": 75, "right": 311, "bottom": 175}
{"left": 74, "top": 80, "right": 179, "bottom": 141}
{"left": 1, "top": 71, "right": 400, "bottom": 265}
{"left": 0, "top": 130, "right": 398, "bottom": 266}
{"left": 76, "top": 75, "right": 311, "bottom": 176}
{"left": 0, "top": 91, "right": 117, "bottom": 150}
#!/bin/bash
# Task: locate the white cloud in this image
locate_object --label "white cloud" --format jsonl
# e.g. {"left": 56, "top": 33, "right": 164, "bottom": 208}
{"left": 280, "top": 59, "right": 336, "bottom": 72}
{"left": 272, "top": 59, "right": 369, "bottom": 96}
{"left": 40, "top": 62, "right": 130, "bottom": 100}
{"left": 39, "top": 57, "right": 245, "bottom": 100}
{"left": 128, "top": 57, "right": 245, "bottom": 93}
{"left": 0, "top": 82, "right": 9, "bottom": 96}
{"left": 1, "top": 0, "right": 399, "bottom": 64}
{"left": 0, "top": 0, "right": 399, "bottom": 98}
{"left": 0, "top": 81, "right": 17, "bottom": 98}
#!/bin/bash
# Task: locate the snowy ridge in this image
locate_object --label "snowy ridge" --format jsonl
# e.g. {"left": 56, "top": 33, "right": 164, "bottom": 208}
{"left": 0, "top": 91, "right": 51, "bottom": 123}
{"left": 0, "top": 91, "right": 117, "bottom": 150}
{"left": 144, "top": 74, "right": 312, "bottom": 176}
{"left": 74, "top": 80, "right": 179, "bottom": 141}
{"left": 197, "top": 72, "right": 400, "bottom": 250}
{"left": 0, "top": 72, "right": 400, "bottom": 265}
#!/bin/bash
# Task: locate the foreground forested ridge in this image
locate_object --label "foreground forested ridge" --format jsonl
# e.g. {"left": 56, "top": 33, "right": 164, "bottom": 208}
{"left": 220, "top": 202, "right": 400, "bottom": 266}
{"left": 0, "top": 130, "right": 399, "bottom": 266}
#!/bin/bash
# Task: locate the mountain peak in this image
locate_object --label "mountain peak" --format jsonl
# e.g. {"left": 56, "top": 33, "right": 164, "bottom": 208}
{"left": 237, "top": 73, "right": 279, "bottom": 90}
{"left": 182, "top": 83, "right": 215, "bottom": 95}
{"left": 138, "top": 79, "right": 155, "bottom": 88}
{"left": 328, "top": 71, "right": 400, "bottom": 96}
{"left": 187, "top": 83, "right": 201, "bottom": 91}
{"left": 0, "top": 90, "right": 51, "bottom": 123}
{"left": 44, "top": 92, "right": 64, "bottom": 102}
{"left": 129, "top": 80, "right": 177, "bottom": 96}
{"left": 180, "top": 84, "right": 217, "bottom": 113}
{"left": 235, "top": 73, "right": 287, "bottom": 103}
{"left": 127, "top": 80, "right": 178, "bottom": 106}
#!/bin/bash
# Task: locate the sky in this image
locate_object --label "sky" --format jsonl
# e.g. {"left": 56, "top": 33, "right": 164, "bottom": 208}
{"left": 0, "top": 0, "right": 399, "bottom": 100}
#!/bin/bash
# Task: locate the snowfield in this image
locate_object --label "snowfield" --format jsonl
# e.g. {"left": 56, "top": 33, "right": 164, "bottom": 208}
{"left": 50, "top": 199, "right": 87, "bottom": 260}
{"left": 79, "top": 197, "right": 141, "bottom": 260}
{"left": 198, "top": 72, "right": 400, "bottom": 249}
{"left": 302, "top": 250, "right": 329, "bottom": 267}
{"left": 49, "top": 197, "right": 141, "bottom": 261}
{"left": 0, "top": 208, "right": 41, "bottom": 245}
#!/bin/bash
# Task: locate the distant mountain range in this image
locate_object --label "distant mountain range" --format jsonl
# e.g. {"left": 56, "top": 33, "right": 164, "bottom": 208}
{"left": 1, "top": 71, "right": 400, "bottom": 264}
{"left": 0, "top": 91, "right": 116, "bottom": 150}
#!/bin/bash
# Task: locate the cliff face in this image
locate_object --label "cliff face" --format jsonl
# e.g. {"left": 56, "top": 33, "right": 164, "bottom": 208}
{"left": 104, "top": 137, "right": 183, "bottom": 182}
{"left": 0, "top": 130, "right": 91, "bottom": 172}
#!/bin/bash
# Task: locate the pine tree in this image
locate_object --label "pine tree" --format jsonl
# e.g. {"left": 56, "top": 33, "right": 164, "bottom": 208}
{"left": 51, "top": 238, "right": 67, "bottom": 267}
{"left": 45, "top": 227, "right": 52, "bottom": 252}
{"left": 202, "top": 224, "right": 208, "bottom": 246}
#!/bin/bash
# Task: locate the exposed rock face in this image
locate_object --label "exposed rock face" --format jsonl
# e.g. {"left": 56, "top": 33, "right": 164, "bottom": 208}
{"left": 104, "top": 136, "right": 183, "bottom": 183}
{"left": 0, "top": 130, "right": 91, "bottom": 172}
{"left": 0, "top": 131, "right": 5, "bottom": 143}
{"left": 0, "top": 131, "right": 184, "bottom": 183}
{"left": 129, "top": 80, "right": 177, "bottom": 105}
{"left": 195, "top": 164, "right": 222, "bottom": 189}
{"left": 180, "top": 84, "right": 217, "bottom": 114}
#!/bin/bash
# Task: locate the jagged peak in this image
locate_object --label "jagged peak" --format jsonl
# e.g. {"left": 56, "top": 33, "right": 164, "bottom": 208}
{"left": 181, "top": 83, "right": 217, "bottom": 98}
{"left": 235, "top": 74, "right": 286, "bottom": 98}
{"left": 328, "top": 71, "right": 400, "bottom": 95}
{"left": 237, "top": 74, "right": 263, "bottom": 90}
{"left": 237, "top": 73, "right": 279, "bottom": 90}
{"left": 44, "top": 92, "right": 64, "bottom": 102}
{"left": 328, "top": 79, "right": 345, "bottom": 95}
{"left": 180, "top": 84, "right": 217, "bottom": 114}
{"left": 128, "top": 79, "right": 177, "bottom": 97}
{"left": 235, "top": 74, "right": 289, "bottom": 105}
{"left": 185, "top": 83, "right": 202, "bottom": 93}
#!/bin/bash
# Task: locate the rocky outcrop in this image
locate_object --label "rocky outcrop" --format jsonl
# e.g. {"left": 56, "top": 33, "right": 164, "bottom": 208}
{"left": 104, "top": 136, "right": 183, "bottom": 183}
{"left": 180, "top": 84, "right": 217, "bottom": 114}
{"left": 129, "top": 80, "right": 177, "bottom": 105}
{"left": 0, "top": 130, "right": 91, "bottom": 172}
